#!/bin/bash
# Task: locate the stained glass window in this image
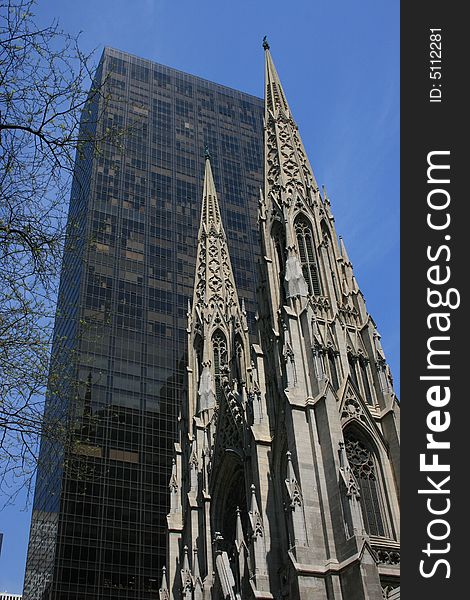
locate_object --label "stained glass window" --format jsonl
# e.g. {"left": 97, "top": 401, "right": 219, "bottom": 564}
{"left": 345, "top": 434, "right": 386, "bottom": 537}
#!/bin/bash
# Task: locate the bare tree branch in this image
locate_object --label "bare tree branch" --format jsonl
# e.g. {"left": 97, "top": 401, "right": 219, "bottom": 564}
{"left": 0, "top": 0, "right": 124, "bottom": 503}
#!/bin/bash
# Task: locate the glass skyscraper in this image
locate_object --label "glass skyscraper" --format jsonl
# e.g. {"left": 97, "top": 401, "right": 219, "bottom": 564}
{"left": 23, "top": 47, "right": 263, "bottom": 599}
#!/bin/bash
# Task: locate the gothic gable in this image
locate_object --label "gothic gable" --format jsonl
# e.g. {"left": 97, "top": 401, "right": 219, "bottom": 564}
{"left": 339, "top": 379, "right": 387, "bottom": 449}
{"left": 211, "top": 382, "right": 246, "bottom": 477}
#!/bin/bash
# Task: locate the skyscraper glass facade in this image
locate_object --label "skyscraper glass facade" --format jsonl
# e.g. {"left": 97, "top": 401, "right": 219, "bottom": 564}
{"left": 23, "top": 47, "right": 263, "bottom": 599}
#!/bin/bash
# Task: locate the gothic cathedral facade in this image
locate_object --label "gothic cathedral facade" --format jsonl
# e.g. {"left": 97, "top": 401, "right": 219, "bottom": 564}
{"left": 162, "top": 41, "right": 400, "bottom": 600}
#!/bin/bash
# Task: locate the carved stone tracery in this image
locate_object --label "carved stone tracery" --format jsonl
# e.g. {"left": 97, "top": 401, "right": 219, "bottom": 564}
{"left": 345, "top": 438, "right": 376, "bottom": 481}
{"left": 376, "top": 549, "right": 400, "bottom": 566}
{"left": 381, "top": 582, "right": 400, "bottom": 599}
{"left": 341, "top": 396, "right": 368, "bottom": 425}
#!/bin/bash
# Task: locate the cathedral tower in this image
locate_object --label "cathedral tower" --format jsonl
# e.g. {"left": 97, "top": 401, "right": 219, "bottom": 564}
{"left": 164, "top": 41, "right": 400, "bottom": 600}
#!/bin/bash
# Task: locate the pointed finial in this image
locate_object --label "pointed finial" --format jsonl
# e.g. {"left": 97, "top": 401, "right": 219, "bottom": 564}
{"left": 286, "top": 449, "right": 297, "bottom": 483}
{"left": 339, "top": 236, "right": 352, "bottom": 265}
{"left": 169, "top": 457, "right": 178, "bottom": 489}
{"left": 204, "top": 144, "right": 211, "bottom": 161}
{"left": 235, "top": 506, "right": 245, "bottom": 545}
{"left": 250, "top": 483, "right": 259, "bottom": 512}
{"left": 193, "top": 542, "right": 201, "bottom": 579}
{"left": 262, "top": 36, "right": 270, "bottom": 50}
{"left": 202, "top": 427, "right": 210, "bottom": 454}
{"left": 160, "top": 566, "right": 168, "bottom": 591}
{"left": 189, "top": 434, "right": 198, "bottom": 467}
{"left": 258, "top": 187, "right": 265, "bottom": 206}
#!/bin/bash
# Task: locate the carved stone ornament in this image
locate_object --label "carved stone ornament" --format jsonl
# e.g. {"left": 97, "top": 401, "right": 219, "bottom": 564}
{"left": 213, "top": 390, "right": 244, "bottom": 466}
{"left": 283, "top": 342, "right": 295, "bottom": 363}
{"left": 189, "top": 442, "right": 198, "bottom": 469}
{"left": 341, "top": 397, "right": 367, "bottom": 425}
{"left": 285, "top": 476, "right": 303, "bottom": 508}
{"left": 374, "top": 548, "right": 400, "bottom": 566}
{"left": 382, "top": 583, "right": 400, "bottom": 599}
{"left": 249, "top": 484, "right": 264, "bottom": 539}
{"left": 346, "top": 438, "right": 376, "bottom": 480}
{"left": 252, "top": 512, "right": 264, "bottom": 538}
{"left": 169, "top": 459, "right": 178, "bottom": 493}
{"left": 345, "top": 469, "right": 360, "bottom": 498}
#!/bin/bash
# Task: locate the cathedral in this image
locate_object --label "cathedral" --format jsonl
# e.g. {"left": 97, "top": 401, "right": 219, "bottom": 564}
{"left": 161, "top": 40, "right": 400, "bottom": 600}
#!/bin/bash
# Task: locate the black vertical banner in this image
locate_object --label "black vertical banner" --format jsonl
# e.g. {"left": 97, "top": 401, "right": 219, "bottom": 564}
{"left": 401, "top": 3, "right": 465, "bottom": 599}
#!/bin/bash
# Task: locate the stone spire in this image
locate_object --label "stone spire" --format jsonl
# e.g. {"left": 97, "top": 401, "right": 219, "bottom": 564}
{"left": 285, "top": 451, "right": 308, "bottom": 548}
{"left": 339, "top": 236, "right": 359, "bottom": 295}
{"left": 181, "top": 545, "right": 192, "bottom": 596}
{"left": 192, "top": 152, "right": 239, "bottom": 313}
{"left": 339, "top": 236, "right": 351, "bottom": 266}
{"left": 201, "top": 150, "right": 223, "bottom": 234}
{"left": 189, "top": 150, "right": 251, "bottom": 422}
{"left": 168, "top": 458, "right": 179, "bottom": 513}
{"left": 264, "top": 37, "right": 291, "bottom": 118}
{"left": 263, "top": 39, "right": 319, "bottom": 198}
{"left": 262, "top": 40, "right": 322, "bottom": 301}
{"left": 192, "top": 543, "right": 203, "bottom": 600}
{"left": 235, "top": 506, "right": 245, "bottom": 548}
{"left": 159, "top": 566, "right": 169, "bottom": 600}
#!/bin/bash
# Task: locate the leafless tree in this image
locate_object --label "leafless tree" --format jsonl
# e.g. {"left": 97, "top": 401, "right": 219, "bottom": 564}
{"left": 0, "top": 0, "right": 122, "bottom": 503}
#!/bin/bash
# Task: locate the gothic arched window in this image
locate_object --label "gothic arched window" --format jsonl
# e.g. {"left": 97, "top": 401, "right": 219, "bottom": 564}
{"left": 194, "top": 334, "right": 203, "bottom": 383}
{"left": 359, "top": 355, "right": 373, "bottom": 405}
{"left": 327, "top": 347, "right": 340, "bottom": 391}
{"left": 212, "top": 331, "right": 227, "bottom": 401}
{"left": 348, "top": 352, "right": 359, "bottom": 390}
{"left": 344, "top": 432, "right": 386, "bottom": 537}
{"left": 294, "top": 215, "right": 321, "bottom": 296}
{"left": 234, "top": 336, "right": 245, "bottom": 385}
{"left": 321, "top": 219, "right": 339, "bottom": 302}
{"left": 271, "top": 222, "right": 286, "bottom": 304}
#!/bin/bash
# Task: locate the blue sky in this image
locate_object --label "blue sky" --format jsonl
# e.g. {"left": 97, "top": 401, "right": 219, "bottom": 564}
{"left": 0, "top": 0, "right": 399, "bottom": 593}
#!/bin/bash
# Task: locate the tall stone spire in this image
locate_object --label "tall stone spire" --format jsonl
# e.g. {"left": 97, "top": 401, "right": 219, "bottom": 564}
{"left": 257, "top": 41, "right": 400, "bottom": 598}
{"left": 192, "top": 152, "right": 238, "bottom": 313}
{"left": 188, "top": 150, "right": 249, "bottom": 421}
{"left": 263, "top": 36, "right": 291, "bottom": 118}
{"left": 263, "top": 39, "right": 319, "bottom": 204}
{"left": 262, "top": 39, "right": 327, "bottom": 304}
